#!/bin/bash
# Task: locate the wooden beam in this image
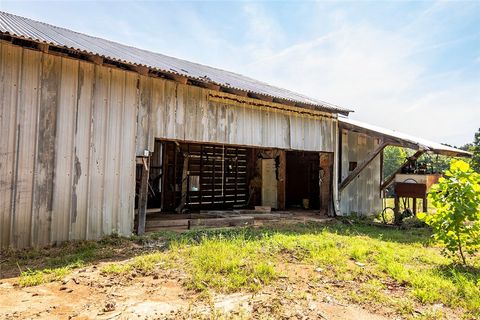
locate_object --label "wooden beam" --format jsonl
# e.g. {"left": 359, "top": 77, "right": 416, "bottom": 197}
{"left": 248, "top": 92, "right": 273, "bottom": 101}
{"left": 339, "top": 142, "right": 388, "bottom": 191}
{"left": 166, "top": 73, "right": 188, "bottom": 85}
{"left": 132, "top": 65, "right": 149, "bottom": 76}
{"left": 88, "top": 55, "right": 103, "bottom": 65}
{"left": 137, "top": 157, "right": 150, "bottom": 235}
{"left": 223, "top": 87, "right": 249, "bottom": 97}
{"left": 380, "top": 150, "right": 425, "bottom": 191}
{"left": 273, "top": 98, "right": 295, "bottom": 106}
{"left": 37, "top": 42, "right": 49, "bottom": 53}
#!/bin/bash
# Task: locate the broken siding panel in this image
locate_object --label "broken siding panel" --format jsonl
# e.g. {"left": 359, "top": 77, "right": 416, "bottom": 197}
{"left": 12, "top": 48, "right": 41, "bottom": 248}
{"left": 31, "top": 53, "right": 61, "bottom": 246}
{"left": 70, "top": 61, "right": 94, "bottom": 241}
{"left": 0, "top": 43, "right": 21, "bottom": 248}
{"left": 52, "top": 57, "right": 78, "bottom": 243}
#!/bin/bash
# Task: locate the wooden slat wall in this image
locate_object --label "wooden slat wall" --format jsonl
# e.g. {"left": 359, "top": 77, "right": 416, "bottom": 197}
{"left": 339, "top": 129, "right": 382, "bottom": 216}
{"left": 0, "top": 42, "right": 137, "bottom": 248}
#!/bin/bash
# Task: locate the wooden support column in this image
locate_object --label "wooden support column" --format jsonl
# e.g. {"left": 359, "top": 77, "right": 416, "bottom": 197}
{"left": 277, "top": 150, "right": 286, "bottom": 210}
{"left": 339, "top": 142, "right": 388, "bottom": 191}
{"left": 137, "top": 157, "right": 150, "bottom": 235}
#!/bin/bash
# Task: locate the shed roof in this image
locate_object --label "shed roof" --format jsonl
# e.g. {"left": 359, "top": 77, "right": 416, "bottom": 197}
{"left": 339, "top": 117, "right": 471, "bottom": 157}
{"left": 0, "top": 11, "right": 352, "bottom": 115}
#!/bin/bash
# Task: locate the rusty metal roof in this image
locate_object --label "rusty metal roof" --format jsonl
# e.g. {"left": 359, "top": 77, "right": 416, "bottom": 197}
{"left": 339, "top": 117, "right": 471, "bottom": 157}
{"left": 0, "top": 11, "right": 352, "bottom": 115}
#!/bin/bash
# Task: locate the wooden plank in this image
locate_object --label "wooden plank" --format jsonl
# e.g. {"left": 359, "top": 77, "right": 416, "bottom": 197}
{"left": 188, "top": 216, "right": 254, "bottom": 229}
{"left": 87, "top": 65, "right": 110, "bottom": 240}
{"left": 0, "top": 43, "right": 21, "bottom": 248}
{"left": 31, "top": 52, "right": 61, "bottom": 246}
{"left": 52, "top": 57, "right": 78, "bottom": 243}
{"left": 12, "top": 49, "right": 41, "bottom": 248}
{"left": 146, "top": 219, "right": 189, "bottom": 228}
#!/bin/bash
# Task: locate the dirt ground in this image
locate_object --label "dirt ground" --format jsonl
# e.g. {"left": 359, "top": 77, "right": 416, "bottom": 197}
{"left": 0, "top": 259, "right": 391, "bottom": 320}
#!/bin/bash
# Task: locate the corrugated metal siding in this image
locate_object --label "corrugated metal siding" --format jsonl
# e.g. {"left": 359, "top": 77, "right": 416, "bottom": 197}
{"left": 339, "top": 129, "right": 382, "bottom": 216}
{"left": 135, "top": 76, "right": 337, "bottom": 153}
{"left": 0, "top": 42, "right": 137, "bottom": 248}
{"left": 0, "top": 11, "right": 351, "bottom": 115}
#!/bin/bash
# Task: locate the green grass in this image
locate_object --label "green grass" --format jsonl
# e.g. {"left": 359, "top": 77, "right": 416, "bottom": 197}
{"left": 7, "top": 221, "right": 480, "bottom": 318}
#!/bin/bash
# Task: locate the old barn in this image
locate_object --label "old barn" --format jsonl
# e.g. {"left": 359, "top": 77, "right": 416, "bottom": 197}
{"left": 0, "top": 12, "right": 469, "bottom": 249}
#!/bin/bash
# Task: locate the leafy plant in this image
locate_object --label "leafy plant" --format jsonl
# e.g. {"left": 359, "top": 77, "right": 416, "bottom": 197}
{"left": 418, "top": 160, "right": 480, "bottom": 265}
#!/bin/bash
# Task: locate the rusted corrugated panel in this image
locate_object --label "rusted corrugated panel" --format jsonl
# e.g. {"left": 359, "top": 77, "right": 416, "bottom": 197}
{"left": 339, "top": 130, "right": 382, "bottom": 216}
{"left": 0, "top": 11, "right": 352, "bottom": 115}
{"left": 0, "top": 43, "right": 137, "bottom": 249}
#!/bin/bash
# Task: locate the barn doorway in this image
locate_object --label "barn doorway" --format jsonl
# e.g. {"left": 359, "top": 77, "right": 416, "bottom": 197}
{"left": 285, "top": 151, "right": 333, "bottom": 213}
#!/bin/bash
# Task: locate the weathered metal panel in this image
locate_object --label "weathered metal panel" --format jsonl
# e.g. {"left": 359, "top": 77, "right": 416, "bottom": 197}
{"left": 0, "top": 42, "right": 21, "bottom": 248}
{"left": 70, "top": 61, "right": 94, "bottom": 241}
{"left": 339, "top": 129, "right": 382, "bottom": 216}
{"left": 87, "top": 65, "right": 110, "bottom": 240}
{"left": 12, "top": 48, "right": 41, "bottom": 248}
{"left": 119, "top": 72, "right": 138, "bottom": 235}
{"left": 52, "top": 57, "right": 78, "bottom": 243}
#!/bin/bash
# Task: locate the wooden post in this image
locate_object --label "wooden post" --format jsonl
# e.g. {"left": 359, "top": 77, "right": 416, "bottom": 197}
{"left": 137, "top": 157, "right": 150, "bottom": 235}
{"left": 394, "top": 195, "right": 401, "bottom": 225}
{"left": 277, "top": 150, "right": 286, "bottom": 210}
{"left": 412, "top": 198, "right": 417, "bottom": 215}
{"left": 423, "top": 196, "right": 428, "bottom": 212}
{"left": 175, "top": 153, "right": 189, "bottom": 213}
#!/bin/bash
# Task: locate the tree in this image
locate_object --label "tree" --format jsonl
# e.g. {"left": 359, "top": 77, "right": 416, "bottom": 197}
{"left": 383, "top": 146, "right": 408, "bottom": 179}
{"left": 418, "top": 160, "right": 480, "bottom": 265}
{"left": 470, "top": 128, "right": 480, "bottom": 173}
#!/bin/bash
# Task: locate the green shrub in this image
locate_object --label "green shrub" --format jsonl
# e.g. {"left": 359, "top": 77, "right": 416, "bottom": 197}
{"left": 418, "top": 160, "right": 480, "bottom": 265}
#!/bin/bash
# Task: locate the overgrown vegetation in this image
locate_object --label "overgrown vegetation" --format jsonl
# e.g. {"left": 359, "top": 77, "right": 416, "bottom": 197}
{"left": 5, "top": 222, "right": 480, "bottom": 318}
{"left": 419, "top": 160, "right": 480, "bottom": 265}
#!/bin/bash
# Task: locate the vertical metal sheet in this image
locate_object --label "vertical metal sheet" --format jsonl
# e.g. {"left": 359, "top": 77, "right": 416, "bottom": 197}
{"left": 339, "top": 129, "right": 382, "bottom": 216}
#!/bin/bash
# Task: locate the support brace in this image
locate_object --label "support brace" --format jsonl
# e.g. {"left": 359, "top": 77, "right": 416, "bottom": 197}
{"left": 339, "top": 142, "right": 388, "bottom": 192}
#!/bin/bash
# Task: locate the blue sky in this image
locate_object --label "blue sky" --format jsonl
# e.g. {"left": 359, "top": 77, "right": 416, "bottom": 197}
{"left": 2, "top": 0, "right": 479, "bottom": 146}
